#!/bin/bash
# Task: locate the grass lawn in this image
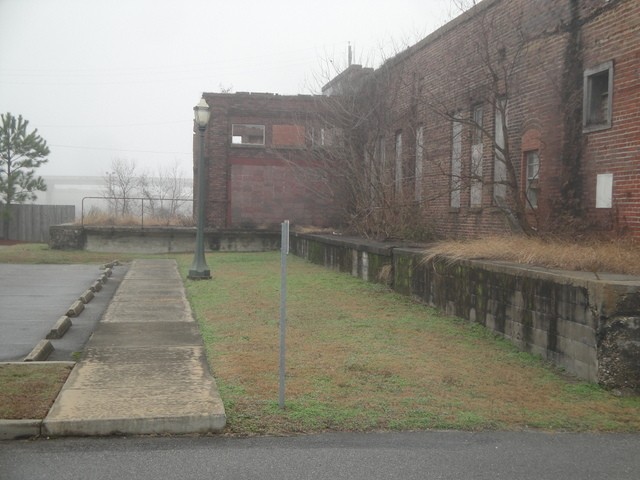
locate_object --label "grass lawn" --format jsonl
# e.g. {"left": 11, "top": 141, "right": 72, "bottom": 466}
{"left": 180, "top": 252, "right": 640, "bottom": 435}
{"left": 0, "top": 364, "right": 73, "bottom": 419}
{"left": 1, "top": 243, "right": 639, "bottom": 433}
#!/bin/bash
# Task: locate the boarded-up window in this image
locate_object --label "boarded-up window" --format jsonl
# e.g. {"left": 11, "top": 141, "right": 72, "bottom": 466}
{"left": 395, "top": 131, "right": 403, "bottom": 193}
{"left": 415, "top": 125, "right": 424, "bottom": 202}
{"left": 273, "top": 124, "right": 306, "bottom": 147}
{"left": 596, "top": 173, "right": 613, "bottom": 208}
{"left": 451, "top": 113, "right": 462, "bottom": 208}
{"left": 231, "top": 124, "right": 265, "bottom": 145}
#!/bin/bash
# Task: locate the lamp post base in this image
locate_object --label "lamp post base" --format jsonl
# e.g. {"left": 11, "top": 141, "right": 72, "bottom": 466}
{"left": 188, "top": 269, "right": 211, "bottom": 280}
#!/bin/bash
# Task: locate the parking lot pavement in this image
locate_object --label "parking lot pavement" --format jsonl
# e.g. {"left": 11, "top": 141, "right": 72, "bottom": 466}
{"left": 0, "top": 263, "right": 126, "bottom": 362}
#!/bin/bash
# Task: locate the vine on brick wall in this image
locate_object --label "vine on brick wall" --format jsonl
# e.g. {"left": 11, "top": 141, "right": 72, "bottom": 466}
{"left": 555, "top": 0, "right": 585, "bottom": 230}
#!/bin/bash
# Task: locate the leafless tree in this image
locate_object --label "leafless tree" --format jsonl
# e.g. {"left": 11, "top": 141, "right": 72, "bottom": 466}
{"left": 283, "top": 48, "right": 434, "bottom": 240}
{"left": 282, "top": 1, "right": 541, "bottom": 239}
{"left": 102, "top": 158, "right": 139, "bottom": 217}
{"left": 418, "top": 5, "right": 535, "bottom": 234}
{"left": 139, "top": 160, "right": 191, "bottom": 223}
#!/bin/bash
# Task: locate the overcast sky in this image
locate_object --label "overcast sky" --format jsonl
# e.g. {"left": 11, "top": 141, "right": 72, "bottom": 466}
{"left": 0, "top": 0, "right": 461, "bottom": 179}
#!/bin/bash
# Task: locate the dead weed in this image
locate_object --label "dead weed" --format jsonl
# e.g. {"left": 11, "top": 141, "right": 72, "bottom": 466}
{"left": 423, "top": 236, "right": 640, "bottom": 275}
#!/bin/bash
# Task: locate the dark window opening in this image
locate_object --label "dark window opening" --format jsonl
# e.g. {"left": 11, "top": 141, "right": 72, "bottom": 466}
{"left": 583, "top": 61, "right": 613, "bottom": 132}
{"left": 525, "top": 150, "right": 539, "bottom": 208}
{"left": 231, "top": 124, "right": 265, "bottom": 145}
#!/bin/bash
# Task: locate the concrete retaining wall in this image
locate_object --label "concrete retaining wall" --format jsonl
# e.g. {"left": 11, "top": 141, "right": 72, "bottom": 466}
{"left": 290, "top": 234, "right": 396, "bottom": 284}
{"left": 290, "top": 233, "right": 640, "bottom": 393}
{"left": 49, "top": 225, "right": 280, "bottom": 253}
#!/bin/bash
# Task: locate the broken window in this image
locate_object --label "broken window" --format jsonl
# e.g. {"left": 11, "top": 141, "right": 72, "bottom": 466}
{"left": 231, "top": 124, "right": 265, "bottom": 145}
{"left": 493, "top": 98, "right": 508, "bottom": 203}
{"left": 312, "top": 127, "right": 342, "bottom": 147}
{"left": 524, "top": 150, "right": 539, "bottom": 208}
{"left": 583, "top": 61, "right": 613, "bottom": 132}
{"left": 470, "top": 104, "right": 483, "bottom": 208}
{"left": 372, "top": 135, "right": 387, "bottom": 187}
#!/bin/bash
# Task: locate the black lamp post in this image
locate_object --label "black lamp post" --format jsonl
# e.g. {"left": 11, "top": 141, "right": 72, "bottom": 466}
{"left": 188, "top": 97, "right": 211, "bottom": 280}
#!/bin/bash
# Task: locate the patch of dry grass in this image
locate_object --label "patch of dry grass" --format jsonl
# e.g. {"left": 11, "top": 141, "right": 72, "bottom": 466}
{"left": 182, "top": 252, "right": 640, "bottom": 435}
{"left": 423, "top": 236, "right": 640, "bottom": 275}
{"left": 79, "top": 209, "right": 193, "bottom": 227}
{"left": 0, "top": 364, "right": 72, "bottom": 419}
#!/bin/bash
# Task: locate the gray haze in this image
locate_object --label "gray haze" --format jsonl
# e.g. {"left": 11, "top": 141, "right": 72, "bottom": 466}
{"left": 0, "top": 0, "right": 456, "bottom": 181}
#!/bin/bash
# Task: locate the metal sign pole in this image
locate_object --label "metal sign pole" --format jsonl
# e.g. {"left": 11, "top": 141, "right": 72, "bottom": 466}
{"left": 279, "top": 220, "right": 289, "bottom": 409}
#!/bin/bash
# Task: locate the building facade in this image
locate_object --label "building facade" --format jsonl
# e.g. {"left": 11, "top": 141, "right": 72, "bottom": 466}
{"left": 196, "top": 0, "right": 639, "bottom": 239}
{"left": 359, "top": 0, "right": 639, "bottom": 238}
{"left": 197, "top": 92, "right": 339, "bottom": 229}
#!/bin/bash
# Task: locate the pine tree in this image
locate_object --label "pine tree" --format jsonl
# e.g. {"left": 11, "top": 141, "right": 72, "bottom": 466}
{"left": 0, "top": 112, "right": 50, "bottom": 237}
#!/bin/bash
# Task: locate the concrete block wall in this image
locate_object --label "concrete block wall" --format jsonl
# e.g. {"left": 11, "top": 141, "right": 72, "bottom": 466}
{"left": 290, "top": 233, "right": 395, "bottom": 285}
{"left": 404, "top": 253, "right": 600, "bottom": 382}
{"left": 49, "top": 226, "right": 281, "bottom": 254}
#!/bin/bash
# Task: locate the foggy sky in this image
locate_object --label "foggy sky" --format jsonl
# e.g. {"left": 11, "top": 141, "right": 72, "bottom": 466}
{"left": 0, "top": 0, "right": 458, "bottom": 179}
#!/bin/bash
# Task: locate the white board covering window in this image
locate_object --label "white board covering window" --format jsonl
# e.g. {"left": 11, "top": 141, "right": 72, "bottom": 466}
{"left": 596, "top": 173, "right": 613, "bottom": 208}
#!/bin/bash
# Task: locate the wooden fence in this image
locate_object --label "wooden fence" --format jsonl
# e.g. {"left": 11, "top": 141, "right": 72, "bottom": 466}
{"left": 0, "top": 204, "right": 75, "bottom": 243}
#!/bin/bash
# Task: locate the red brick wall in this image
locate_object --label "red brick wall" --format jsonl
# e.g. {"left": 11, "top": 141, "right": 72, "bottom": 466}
{"left": 272, "top": 124, "right": 306, "bottom": 146}
{"left": 197, "top": 93, "right": 339, "bottom": 229}
{"left": 580, "top": 0, "right": 640, "bottom": 236}
{"left": 369, "top": 0, "right": 639, "bottom": 239}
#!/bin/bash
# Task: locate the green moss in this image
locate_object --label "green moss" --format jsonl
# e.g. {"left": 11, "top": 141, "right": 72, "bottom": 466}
{"left": 394, "top": 254, "right": 413, "bottom": 296}
{"left": 307, "top": 241, "right": 325, "bottom": 265}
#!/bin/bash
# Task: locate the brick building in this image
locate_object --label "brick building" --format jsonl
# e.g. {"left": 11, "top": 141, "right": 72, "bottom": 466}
{"left": 196, "top": 0, "right": 639, "bottom": 239}
{"left": 196, "top": 92, "right": 339, "bottom": 229}
{"left": 356, "top": 0, "right": 639, "bottom": 238}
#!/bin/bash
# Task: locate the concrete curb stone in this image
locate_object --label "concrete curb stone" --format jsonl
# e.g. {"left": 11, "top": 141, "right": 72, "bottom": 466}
{"left": 46, "top": 316, "right": 72, "bottom": 340}
{"left": 79, "top": 289, "right": 94, "bottom": 304}
{"left": 0, "top": 419, "right": 42, "bottom": 440}
{"left": 66, "top": 300, "right": 85, "bottom": 317}
{"left": 24, "top": 340, "right": 54, "bottom": 362}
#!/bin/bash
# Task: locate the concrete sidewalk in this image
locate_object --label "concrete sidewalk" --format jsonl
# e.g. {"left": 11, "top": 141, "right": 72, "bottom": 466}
{"left": 43, "top": 259, "right": 226, "bottom": 436}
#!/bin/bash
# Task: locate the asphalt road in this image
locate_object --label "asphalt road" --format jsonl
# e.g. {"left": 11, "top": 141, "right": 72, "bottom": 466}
{"left": 0, "top": 263, "right": 126, "bottom": 361}
{"left": 2, "top": 431, "right": 640, "bottom": 479}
